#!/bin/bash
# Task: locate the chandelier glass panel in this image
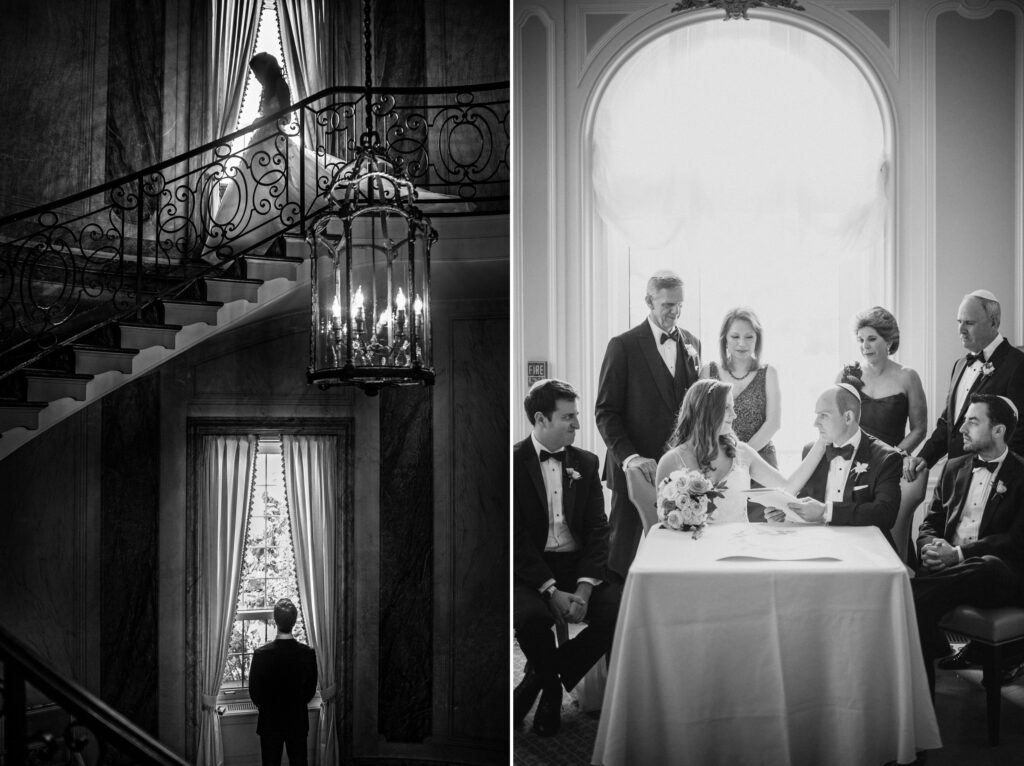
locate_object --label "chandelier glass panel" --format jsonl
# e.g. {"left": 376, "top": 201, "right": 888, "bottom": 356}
{"left": 308, "top": 149, "right": 435, "bottom": 393}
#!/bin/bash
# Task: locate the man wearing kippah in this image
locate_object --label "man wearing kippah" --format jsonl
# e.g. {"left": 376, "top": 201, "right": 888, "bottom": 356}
{"left": 911, "top": 394, "right": 1024, "bottom": 694}
{"left": 907, "top": 289, "right": 1024, "bottom": 476}
{"left": 768, "top": 384, "right": 902, "bottom": 547}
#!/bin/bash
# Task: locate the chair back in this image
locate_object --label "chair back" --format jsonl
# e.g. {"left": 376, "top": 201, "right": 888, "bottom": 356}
{"left": 625, "top": 465, "right": 659, "bottom": 535}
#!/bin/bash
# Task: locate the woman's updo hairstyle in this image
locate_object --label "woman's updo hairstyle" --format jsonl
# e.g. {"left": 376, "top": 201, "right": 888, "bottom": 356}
{"left": 853, "top": 306, "right": 900, "bottom": 355}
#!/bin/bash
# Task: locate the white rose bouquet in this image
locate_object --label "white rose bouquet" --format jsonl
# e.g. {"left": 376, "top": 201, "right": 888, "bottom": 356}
{"left": 657, "top": 468, "right": 726, "bottom": 540}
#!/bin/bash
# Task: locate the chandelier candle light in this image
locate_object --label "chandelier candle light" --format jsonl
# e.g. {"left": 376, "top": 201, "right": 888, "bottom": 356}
{"left": 306, "top": 0, "right": 435, "bottom": 394}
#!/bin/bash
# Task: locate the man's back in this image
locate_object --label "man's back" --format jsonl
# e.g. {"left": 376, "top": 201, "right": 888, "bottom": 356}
{"left": 249, "top": 638, "right": 318, "bottom": 739}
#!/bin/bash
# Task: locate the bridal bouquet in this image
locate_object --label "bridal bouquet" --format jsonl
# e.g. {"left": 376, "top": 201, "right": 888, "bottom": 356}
{"left": 657, "top": 469, "right": 725, "bottom": 540}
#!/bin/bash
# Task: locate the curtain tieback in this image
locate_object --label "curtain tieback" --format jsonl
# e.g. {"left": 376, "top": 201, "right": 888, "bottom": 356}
{"left": 201, "top": 694, "right": 220, "bottom": 711}
{"left": 320, "top": 684, "right": 338, "bottom": 702}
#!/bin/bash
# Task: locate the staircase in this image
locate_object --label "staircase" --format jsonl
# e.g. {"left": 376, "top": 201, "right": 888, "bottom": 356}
{"left": 0, "top": 81, "right": 509, "bottom": 462}
{"left": 0, "top": 237, "right": 308, "bottom": 462}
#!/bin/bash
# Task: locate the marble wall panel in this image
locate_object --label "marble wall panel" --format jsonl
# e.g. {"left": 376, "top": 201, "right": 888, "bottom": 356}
{"left": 0, "top": 409, "right": 94, "bottom": 683}
{"left": 106, "top": 0, "right": 164, "bottom": 190}
{"left": 378, "top": 385, "right": 433, "bottom": 742}
{"left": 449, "top": 315, "right": 509, "bottom": 743}
{"left": 100, "top": 372, "right": 160, "bottom": 734}
{"left": 0, "top": 0, "right": 105, "bottom": 215}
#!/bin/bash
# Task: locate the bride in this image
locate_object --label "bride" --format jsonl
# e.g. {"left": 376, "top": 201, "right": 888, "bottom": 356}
{"left": 656, "top": 379, "right": 824, "bottom": 523}
{"left": 204, "top": 53, "right": 470, "bottom": 261}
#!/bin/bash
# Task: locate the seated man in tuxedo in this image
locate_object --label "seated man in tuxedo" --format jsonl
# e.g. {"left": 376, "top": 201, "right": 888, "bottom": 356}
{"left": 769, "top": 384, "right": 902, "bottom": 544}
{"left": 248, "top": 599, "right": 318, "bottom": 766}
{"left": 911, "top": 394, "right": 1024, "bottom": 693}
{"left": 513, "top": 379, "right": 622, "bottom": 737}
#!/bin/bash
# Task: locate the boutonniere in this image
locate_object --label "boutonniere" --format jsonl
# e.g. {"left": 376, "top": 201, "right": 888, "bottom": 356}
{"left": 565, "top": 466, "right": 581, "bottom": 487}
{"left": 684, "top": 343, "right": 699, "bottom": 366}
{"left": 852, "top": 461, "right": 869, "bottom": 478}
{"left": 981, "top": 361, "right": 995, "bottom": 377}
{"left": 994, "top": 480, "right": 1007, "bottom": 500}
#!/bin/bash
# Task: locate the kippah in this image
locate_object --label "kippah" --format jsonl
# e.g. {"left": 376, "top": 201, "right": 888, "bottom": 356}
{"left": 997, "top": 395, "right": 1019, "bottom": 418}
{"left": 837, "top": 382, "right": 861, "bottom": 400}
{"left": 968, "top": 289, "right": 999, "bottom": 302}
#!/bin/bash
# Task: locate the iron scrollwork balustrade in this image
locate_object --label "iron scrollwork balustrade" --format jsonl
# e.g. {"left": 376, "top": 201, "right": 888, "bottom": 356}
{"left": 0, "top": 83, "right": 508, "bottom": 384}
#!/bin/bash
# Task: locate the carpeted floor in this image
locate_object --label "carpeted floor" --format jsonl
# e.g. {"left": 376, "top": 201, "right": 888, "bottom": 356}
{"left": 513, "top": 635, "right": 1024, "bottom": 766}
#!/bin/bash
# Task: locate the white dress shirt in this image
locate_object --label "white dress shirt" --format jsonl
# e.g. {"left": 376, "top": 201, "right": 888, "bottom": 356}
{"left": 531, "top": 435, "right": 601, "bottom": 594}
{"left": 952, "top": 448, "right": 1008, "bottom": 560}
{"left": 648, "top": 316, "right": 678, "bottom": 374}
{"left": 823, "top": 430, "right": 863, "bottom": 523}
{"left": 954, "top": 334, "right": 1004, "bottom": 418}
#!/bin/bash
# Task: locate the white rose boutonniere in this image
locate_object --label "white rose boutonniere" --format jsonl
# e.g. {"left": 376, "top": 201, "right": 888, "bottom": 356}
{"left": 852, "top": 461, "right": 869, "bottom": 478}
{"left": 982, "top": 361, "right": 995, "bottom": 377}
{"left": 565, "top": 466, "right": 581, "bottom": 487}
{"left": 995, "top": 480, "right": 1007, "bottom": 499}
{"left": 684, "top": 342, "right": 700, "bottom": 369}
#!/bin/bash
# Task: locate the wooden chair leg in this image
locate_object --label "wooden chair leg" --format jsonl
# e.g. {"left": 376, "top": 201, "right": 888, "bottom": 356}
{"left": 982, "top": 644, "right": 1002, "bottom": 746}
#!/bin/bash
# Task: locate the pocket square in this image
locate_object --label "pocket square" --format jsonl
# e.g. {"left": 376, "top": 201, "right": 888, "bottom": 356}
{"left": 853, "top": 484, "right": 868, "bottom": 492}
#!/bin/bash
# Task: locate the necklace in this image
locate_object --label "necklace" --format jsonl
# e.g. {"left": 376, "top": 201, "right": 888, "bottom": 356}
{"left": 725, "top": 360, "right": 753, "bottom": 381}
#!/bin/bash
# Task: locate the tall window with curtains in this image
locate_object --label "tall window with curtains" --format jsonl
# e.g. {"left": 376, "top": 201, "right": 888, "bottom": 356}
{"left": 230, "top": 0, "right": 289, "bottom": 154}
{"left": 221, "top": 438, "right": 306, "bottom": 692}
{"left": 593, "top": 18, "right": 889, "bottom": 470}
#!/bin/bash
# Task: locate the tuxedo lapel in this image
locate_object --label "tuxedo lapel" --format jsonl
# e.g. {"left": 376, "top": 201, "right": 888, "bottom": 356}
{"left": 842, "top": 436, "right": 872, "bottom": 503}
{"left": 946, "top": 459, "right": 976, "bottom": 539}
{"left": 637, "top": 329, "right": 677, "bottom": 413}
{"left": 948, "top": 357, "right": 969, "bottom": 424}
{"left": 563, "top": 448, "right": 578, "bottom": 526}
{"left": 978, "top": 454, "right": 1017, "bottom": 538}
{"left": 523, "top": 443, "right": 547, "bottom": 510}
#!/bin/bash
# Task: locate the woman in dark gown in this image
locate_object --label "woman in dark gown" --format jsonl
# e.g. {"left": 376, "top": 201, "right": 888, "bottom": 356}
{"left": 837, "top": 306, "right": 928, "bottom": 560}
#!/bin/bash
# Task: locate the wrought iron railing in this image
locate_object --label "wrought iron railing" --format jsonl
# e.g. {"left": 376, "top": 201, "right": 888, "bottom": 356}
{"left": 0, "top": 82, "right": 508, "bottom": 383}
{"left": 0, "top": 625, "right": 189, "bottom": 765}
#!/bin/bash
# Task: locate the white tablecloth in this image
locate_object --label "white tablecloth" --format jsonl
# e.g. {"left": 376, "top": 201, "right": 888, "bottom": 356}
{"left": 592, "top": 523, "right": 941, "bottom": 766}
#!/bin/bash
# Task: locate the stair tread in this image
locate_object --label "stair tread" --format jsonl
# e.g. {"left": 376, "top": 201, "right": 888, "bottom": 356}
{"left": 71, "top": 344, "right": 139, "bottom": 355}
{"left": 161, "top": 298, "right": 225, "bottom": 307}
{"left": 21, "top": 369, "right": 94, "bottom": 381}
{"left": 244, "top": 254, "right": 304, "bottom": 264}
{"left": 203, "top": 276, "right": 263, "bottom": 285}
{"left": 0, "top": 399, "right": 48, "bottom": 409}
{"left": 118, "top": 321, "right": 184, "bottom": 330}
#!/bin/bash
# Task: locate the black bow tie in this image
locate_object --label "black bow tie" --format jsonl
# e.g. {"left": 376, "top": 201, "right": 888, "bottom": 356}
{"left": 826, "top": 444, "right": 855, "bottom": 462}
{"left": 973, "top": 457, "right": 999, "bottom": 473}
{"left": 660, "top": 329, "right": 680, "bottom": 345}
{"left": 539, "top": 450, "right": 565, "bottom": 463}
{"left": 966, "top": 352, "right": 985, "bottom": 365}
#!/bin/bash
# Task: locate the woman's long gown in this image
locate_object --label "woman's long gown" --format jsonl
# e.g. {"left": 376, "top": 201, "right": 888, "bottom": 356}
{"left": 658, "top": 445, "right": 752, "bottom": 524}
{"left": 710, "top": 363, "right": 777, "bottom": 467}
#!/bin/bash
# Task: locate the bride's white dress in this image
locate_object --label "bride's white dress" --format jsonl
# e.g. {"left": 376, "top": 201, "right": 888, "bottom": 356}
{"left": 659, "top": 445, "right": 752, "bottom": 524}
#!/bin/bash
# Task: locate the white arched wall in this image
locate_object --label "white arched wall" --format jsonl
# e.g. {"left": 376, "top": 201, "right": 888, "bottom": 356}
{"left": 514, "top": 0, "right": 1024, "bottom": 464}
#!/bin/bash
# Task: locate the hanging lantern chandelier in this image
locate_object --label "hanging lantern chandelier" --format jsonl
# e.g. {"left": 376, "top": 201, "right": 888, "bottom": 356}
{"left": 306, "top": 0, "right": 435, "bottom": 395}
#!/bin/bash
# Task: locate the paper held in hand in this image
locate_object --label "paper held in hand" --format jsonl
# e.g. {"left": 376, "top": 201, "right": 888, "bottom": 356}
{"left": 741, "top": 487, "right": 811, "bottom": 524}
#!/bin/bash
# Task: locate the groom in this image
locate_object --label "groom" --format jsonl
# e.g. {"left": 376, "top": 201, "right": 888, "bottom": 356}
{"left": 772, "top": 384, "right": 902, "bottom": 545}
{"left": 514, "top": 379, "right": 622, "bottom": 737}
{"left": 596, "top": 270, "right": 701, "bottom": 580}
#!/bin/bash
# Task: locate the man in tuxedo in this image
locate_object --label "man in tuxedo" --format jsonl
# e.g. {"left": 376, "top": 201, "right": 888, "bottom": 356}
{"left": 596, "top": 270, "right": 701, "bottom": 580}
{"left": 910, "top": 394, "right": 1024, "bottom": 693}
{"left": 907, "top": 289, "right": 1024, "bottom": 476}
{"left": 248, "top": 599, "right": 318, "bottom": 766}
{"left": 514, "top": 379, "right": 622, "bottom": 737}
{"left": 775, "top": 384, "right": 902, "bottom": 544}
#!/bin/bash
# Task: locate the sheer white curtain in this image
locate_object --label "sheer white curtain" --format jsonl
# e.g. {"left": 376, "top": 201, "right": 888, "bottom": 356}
{"left": 196, "top": 434, "right": 257, "bottom": 766}
{"left": 210, "top": 0, "right": 262, "bottom": 140}
{"left": 278, "top": 0, "right": 329, "bottom": 148}
{"left": 283, "top": 434, "right": 338, "bottom": 766}
{"left": 592, "top": 19, "right": 888, "bottom": 468}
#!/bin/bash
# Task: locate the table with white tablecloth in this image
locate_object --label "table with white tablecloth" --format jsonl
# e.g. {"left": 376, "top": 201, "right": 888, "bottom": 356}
{"left": 592, "top": 523, "right": 942, "bottom": 766}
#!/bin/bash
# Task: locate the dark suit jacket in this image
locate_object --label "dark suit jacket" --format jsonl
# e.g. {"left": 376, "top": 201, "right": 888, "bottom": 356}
{"left": 916, "top": 451, "right": 1024, "bottom": 576}
{"left": 799, "top": 431, "right": 902, "bottom": 544}
{"left": 513, "top": 439, "right": 610, "bottom": 589}
{"left": 595, "top": 321, "right": 701, "bottom": 492}
{"left": 918, "top": 339, "right": 1024, "bottom": 467}
{"left": 248, "top": 637, "right": 318, "bottom": 740}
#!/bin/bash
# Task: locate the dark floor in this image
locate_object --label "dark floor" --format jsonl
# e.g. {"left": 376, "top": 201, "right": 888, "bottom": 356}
{"left": 513, "top": 631, "right": 1024, "bottom": 766}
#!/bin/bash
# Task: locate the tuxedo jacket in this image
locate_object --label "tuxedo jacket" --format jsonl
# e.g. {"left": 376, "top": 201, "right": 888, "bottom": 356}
{"left": 918, "top": 339, "right": 1024, "bottom": 467}
{"left": 595, "top": 321, "right": 701, "bottom": 492}
{"left": 248, "top": 638, "right": 318, "bottom": 740}
{"left": 916, "top": 451, "right": 1024, "bottom": 575}
{"left": 513, "top": 439, "right": 610, "bottom": 589}
{"left": 799, "top": 431, "right": 902, "bottom": 544}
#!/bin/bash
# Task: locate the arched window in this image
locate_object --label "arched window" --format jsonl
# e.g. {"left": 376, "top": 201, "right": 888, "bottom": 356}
{"left": 591, "top": 17, "right": 892, "bottom": 467}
